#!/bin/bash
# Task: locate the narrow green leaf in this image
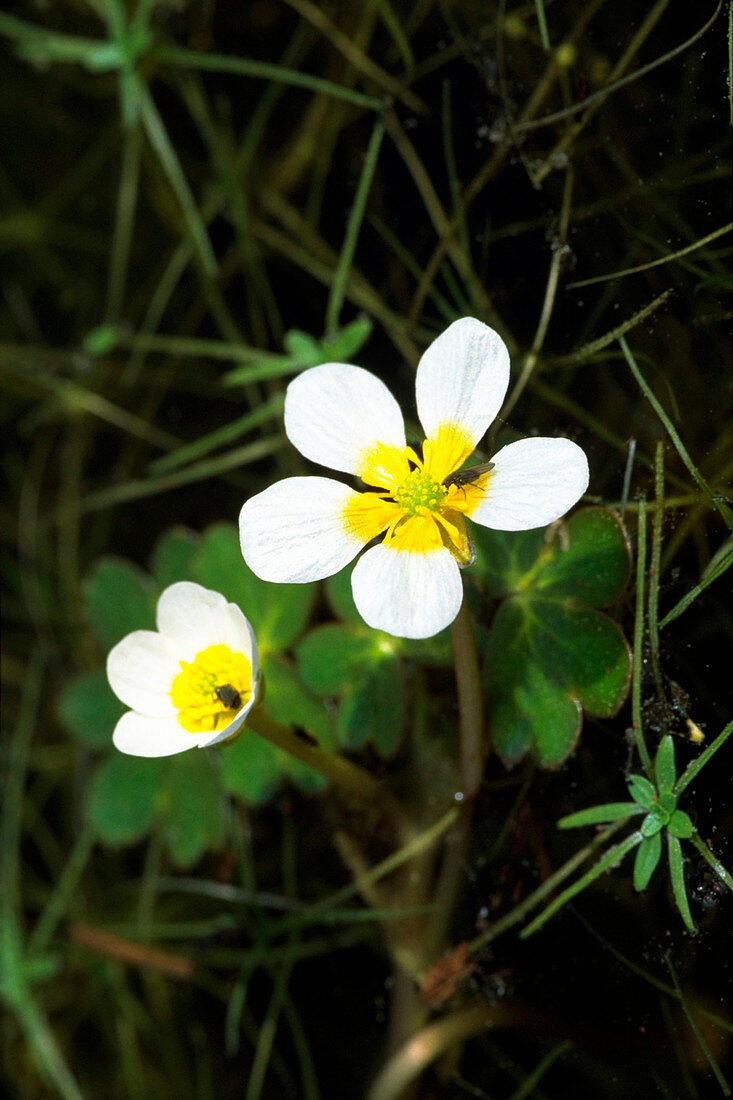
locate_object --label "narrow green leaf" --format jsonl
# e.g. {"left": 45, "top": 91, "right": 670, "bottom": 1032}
{"left": 558, "top": 802, "right": 643, "bottom": 829}
{"left": 521, "top": 831, "right": 643, "bottom": 937}
{"left": 326, "top": 118, "right": 384, "bottom": 335}
{"left": 654, "top": 735, "right": 676, "bottom": 795}
{"left": 641, "top": 813, "right": 664, "bottom": 838}
{"left": 668, "top": 810, "right": 693, "bottom": 840}
{"left": 627, "top": 774, "right": 657, "bottom": 810}
{"left": 667, "top": 832, "right": 696, "bottom": 933}
{"left": 633, "top": 832, "right": 662, "bottom": 891}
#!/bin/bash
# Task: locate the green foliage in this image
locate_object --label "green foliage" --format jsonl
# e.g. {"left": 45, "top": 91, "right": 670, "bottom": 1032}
{"left": 66, "top": 523, "right": 334, "bottom": 864}
{"left": 296, "top": 571, "right": 451, "bottom": 757}
{"left": 191, "top": 523, "right": 316, "bottom": 654}
{"left": 57, "top": 669, "right": 125, "bottom": 748}
{"left": 223, "top": 318, "right": 373, "bottom": 386}
{"left": 548, "top": 733, "right": 733, "bottom": 934}
{"left": 83, "top": 558, "right": 156, "bottom": 647}
{"left": 86, "top": 756, "right": 162, "bottom": 846}
{"left": 476, "top": 507, "right": 632, "bottom": 767}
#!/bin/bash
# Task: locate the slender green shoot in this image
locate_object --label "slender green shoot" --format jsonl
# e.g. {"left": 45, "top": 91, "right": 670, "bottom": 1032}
{"left": 325, "top": 118, "right": 384, "bottom": 336}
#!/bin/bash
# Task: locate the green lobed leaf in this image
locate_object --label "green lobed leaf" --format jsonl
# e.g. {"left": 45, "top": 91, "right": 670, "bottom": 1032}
{"left": 150, "top": 527, "right": 198, "bottom": 588}
{"left": 57, "top": 669, "right": 125, "bottom": 748}
{"left": 337, "top": 659, "right": 405, "bottom": 756}
{"left": 296, "top": 624, "right": 384, "bottom": 695}
{"left": 485, "top": 601, "right": 582, "bottom": 767}
{"left": 532, "top": 600, "right": 632, "bottom": 718}
{"left": 558, "top": 802, "right": 643, "bottom": 829}
{"left": 654, "top": 735, "right": 677, "bottom": 796}
{"left": 634, "top": 832, "right": 662, "bottom": 891}
{"left": 478, "top": 508, "right": 632, "bottom": 769}
{"left": 532, "top": 508, "right": 632, "bottom": 607}
{"left": 191, "top": 523, "right": 316, "bottom": 654}
{"left": 85, "top": 755, "right": 162, "bottom": 845}
{"left": 472, "top": 525, "right": 546, "bottom": 599}
{"left": 221, "top": 731, "right": 283, "bottom": 805}
{"left": 157, "top": 754, "right": 225, "bottom": 867}
{"left": 628, "top": 774, "right": 657, "bottom": 810}
{"left": 83, "top": 557, "right": 157, "bottom": 647}
{"left": 263, "top": 658, "right": 335, "bottom": 749}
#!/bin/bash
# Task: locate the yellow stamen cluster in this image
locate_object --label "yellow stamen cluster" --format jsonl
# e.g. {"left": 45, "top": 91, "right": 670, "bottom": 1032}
{"left": 170, "top": 644, "right": 251, "bottom": 734}
{"left": 392, "top": 468, "right": 445, "bottom": 515}
{"left": 343, "top": 422, "right": 493, "bottom": 563}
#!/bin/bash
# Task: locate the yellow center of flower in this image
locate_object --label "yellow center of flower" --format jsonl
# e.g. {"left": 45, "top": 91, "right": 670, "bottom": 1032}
{"left": 344, "top": 422, "right": 493, "bottom": 564}
{"left": 170, "top": 644, "right": 252, "bottom": 734}
{"left": 392, "top": 468, "right": 445, "bottom": 514}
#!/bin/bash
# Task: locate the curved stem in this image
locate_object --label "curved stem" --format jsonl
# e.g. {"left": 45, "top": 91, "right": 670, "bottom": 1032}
{"left": 366, "top": 1005, "right": 519, "bottom": 1100}
{"left": 449, "top": 595, "right": 485, "bottom": 799}
{"left": 247, "top": 709, "right": 406, "bottom": 826}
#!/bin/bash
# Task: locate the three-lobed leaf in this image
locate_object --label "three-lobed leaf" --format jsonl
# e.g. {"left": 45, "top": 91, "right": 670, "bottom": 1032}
{"left": 477, "top": 507, "right": 632, "bottom": 767}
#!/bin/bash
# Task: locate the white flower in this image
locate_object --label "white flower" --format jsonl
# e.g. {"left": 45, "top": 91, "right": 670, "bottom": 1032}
{"left": 107, "top": 581, "right": 259, "bottom": 757}
{"left": 239, "top": 318, "right": 589, "bottom": 640}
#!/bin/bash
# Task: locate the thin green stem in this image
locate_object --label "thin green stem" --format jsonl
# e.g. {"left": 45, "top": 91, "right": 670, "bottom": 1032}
{"left": 632, "top": 499, "right": 654, "bottom": 777}
{"left": 675, "top": 719, "right": 733, "bottom": 797}
{"left": 247, "top": 710, "right": 404, "bottom": 824}
{"left": 689, "top": 833, "right": 733, "bottom": 893}
{"left": 620, "top": 336, "right": 733, "bottom": 531}
{"left": 467, "top": 820, "right": 627, "bottom": 954}
{"left": 648, "top": 441, "right": 665, "bottom": 695}
{"left": 325, "top": 118, "right": 384, "bottom": 336}
{"left": 520, "top": 830, "right": 644, "bottom": 938}
{"left": 449, "top": 595, "right": 485, "bottom": 799}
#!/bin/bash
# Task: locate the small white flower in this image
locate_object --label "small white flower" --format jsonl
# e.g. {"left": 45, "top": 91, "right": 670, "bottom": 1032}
{"left": 239, "top": 318, "right": 589, "bottom": 640}
{"left": 107, "top": 581, "right": 259, "bottom": 757}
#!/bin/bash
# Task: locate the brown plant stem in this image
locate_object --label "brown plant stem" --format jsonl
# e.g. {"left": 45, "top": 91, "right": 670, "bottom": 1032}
{"left": 449, "top": 595, "right": 486, "bottom": 800}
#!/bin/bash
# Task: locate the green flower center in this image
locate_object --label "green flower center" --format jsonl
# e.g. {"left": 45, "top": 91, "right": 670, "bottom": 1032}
{"left": 393, "top": 469, "right": 445, "bottom": 515}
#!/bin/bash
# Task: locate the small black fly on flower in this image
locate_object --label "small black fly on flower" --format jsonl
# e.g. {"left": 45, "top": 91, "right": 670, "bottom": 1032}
{"left": 214, "top": 684, "right": 242, "bottom": 709}
{"left": 442, "top": 461, "right": 495, "bottom": 492}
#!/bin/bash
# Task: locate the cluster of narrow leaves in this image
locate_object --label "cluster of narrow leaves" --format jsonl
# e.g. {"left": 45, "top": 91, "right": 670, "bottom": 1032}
{"left": 58, "top": 525, "right": 330, "bottom": 866}
{"left": 522, "top": 729, "right": 733, "bottom": 937}
{"left": 474, "top": 507, "right": 633, "bottom": 768}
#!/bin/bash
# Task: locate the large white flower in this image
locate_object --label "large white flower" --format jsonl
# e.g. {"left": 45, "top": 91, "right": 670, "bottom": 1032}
{"left": 107, "top": 581, "right": 259, "bottom": 757}
{"left": 239, "top": 318, "right": 589, "bottom": 640}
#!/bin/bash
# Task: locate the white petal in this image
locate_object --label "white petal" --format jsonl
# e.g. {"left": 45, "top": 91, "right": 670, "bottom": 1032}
{"left": 107, "top": 631, "right": 180, "bottom": 717}
{"left": 470, "top": 437, "right": 589, "bottom": 531}
{"left": 240, "top": 476, "right": 365, "bottom": 583}
{"left": 112, "top": 711, "right": 199, "bottom": 757}
{"left": 351, "top": 544, "right": 463, "bottom": 639}
{"left": 284, "top": 363, "right": 406, "bottom": 475}
{"left": 196, "top": 692, "right": 257, "bottom": 748}
{"left": 415, "top": 318, "right": 510, "bottom": 447}
{"left": 156, "top": 581, "right": 257, "bottom": 665}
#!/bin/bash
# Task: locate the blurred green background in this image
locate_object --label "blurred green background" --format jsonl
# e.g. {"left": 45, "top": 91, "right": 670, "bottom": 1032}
{"left": 1, "top": 1, "right": 731, "bottom": 1097}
